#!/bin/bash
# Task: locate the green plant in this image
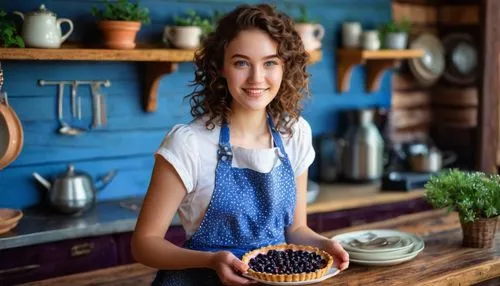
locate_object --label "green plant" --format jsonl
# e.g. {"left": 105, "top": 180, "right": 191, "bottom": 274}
{"left": 92, "top": 0, "right": 151, "bottom": 24}
{"left": 293, "top": 5, "right": 317, "bottom": 24}
{"left": 174, "top": 10, "right": 213, "bottom": 35}
{"left": 424, "top": 169, "right": 500, "bottom": 223}
{"left": 379, "top": 17, "right": 411, "bottom": 34}
{"left": 0, "top": 9, "right": 24, "bottom": 48}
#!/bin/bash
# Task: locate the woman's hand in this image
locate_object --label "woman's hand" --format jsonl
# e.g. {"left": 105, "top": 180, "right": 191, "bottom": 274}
{"left": 210, "top": 251, "right": 257, "bottom": 285}
{"left": 323, "top": 239, "right": 349, "bottom": 271}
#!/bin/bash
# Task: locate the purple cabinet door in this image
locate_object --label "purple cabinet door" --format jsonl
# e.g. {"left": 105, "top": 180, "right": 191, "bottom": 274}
{"left": 0, "top": 235, "right": 118, "bottom": 286}
{"left": 115, "top": 226, "right": 186, "bottom": 265}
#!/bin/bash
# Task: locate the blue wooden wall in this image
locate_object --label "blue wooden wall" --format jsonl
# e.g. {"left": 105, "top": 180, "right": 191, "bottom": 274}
{"left": 0, "top": 0, "right": 392, "bottom": 209}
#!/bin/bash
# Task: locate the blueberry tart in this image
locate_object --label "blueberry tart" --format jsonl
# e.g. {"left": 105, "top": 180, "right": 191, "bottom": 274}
{"left": 241, "top": 244, "right": 333, "bottom": 283}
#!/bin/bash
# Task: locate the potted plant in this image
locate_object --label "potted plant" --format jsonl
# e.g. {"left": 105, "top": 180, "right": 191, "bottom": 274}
{"left": 424, "top": 169, "right": 500, "bottom": 248}
{"left": 92, "top": 0, "right": 150, "bottom": 50}
{"left": 379, "top": 17, "right": 411, "bottom": 49}
{"left": 0, "top": 9, "right": 24, "bottom": 48}
{"left": 292, "top": 5, "right": 324, "bottom": 51}
{"left": 163, "top": 10, "right": 213, "bottom": 49}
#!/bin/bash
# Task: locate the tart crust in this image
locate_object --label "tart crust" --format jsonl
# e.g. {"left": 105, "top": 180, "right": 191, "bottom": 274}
{"left": 241, "top": 244, "right": 334, "bottom": 283}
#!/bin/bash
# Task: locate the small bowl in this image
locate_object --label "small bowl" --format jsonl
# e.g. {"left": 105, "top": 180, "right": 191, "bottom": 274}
{"left": 0, "top": 208, "right": 23, "bottom": 234}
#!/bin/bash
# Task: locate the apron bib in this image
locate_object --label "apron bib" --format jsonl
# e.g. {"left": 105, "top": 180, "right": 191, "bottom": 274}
{"left": 153, "top": 116, "right": 296, "bottom": 286}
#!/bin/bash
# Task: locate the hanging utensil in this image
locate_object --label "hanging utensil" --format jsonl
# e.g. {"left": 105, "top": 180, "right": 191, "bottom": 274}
{"left": 71, "top": 80, "right": 79, "bottom": 119}
{"left": 90, "top": 81, "right": 110, "bottom": 129}
{"left": 90, "top": 83, "right": 102, "bottom": 129}
{"left": 55, "top": 82, "right": 83, "bottom": 136}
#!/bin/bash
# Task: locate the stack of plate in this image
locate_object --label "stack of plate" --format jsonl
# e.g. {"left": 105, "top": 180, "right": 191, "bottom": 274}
{"left": 332, "top": 229, "right": 425, "bottom": 266}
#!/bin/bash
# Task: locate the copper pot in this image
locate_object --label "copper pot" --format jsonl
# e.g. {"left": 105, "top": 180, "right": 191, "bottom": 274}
{"left": 0, "top": 91, "right": 24, "bottom": 169}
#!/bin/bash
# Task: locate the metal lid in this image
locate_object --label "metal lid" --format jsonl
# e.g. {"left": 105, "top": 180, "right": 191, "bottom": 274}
{"left": 62, "top": 164, "right": 90, "bottom": 179}
{"left": 26, "top": 4, "right": 56, "bottom": 17}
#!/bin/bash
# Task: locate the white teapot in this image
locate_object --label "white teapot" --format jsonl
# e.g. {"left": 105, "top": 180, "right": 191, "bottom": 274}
{"left": 14, "top": 4, "right": 74, "bottom": 49}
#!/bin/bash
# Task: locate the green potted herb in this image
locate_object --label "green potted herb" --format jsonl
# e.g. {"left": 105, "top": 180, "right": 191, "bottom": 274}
{"left": 379, "top": 18, "right": 411, "bottom": 49}
{"left": 292, "top": 5, "right": 324, "bottom": 51}
{"left": 0, "top": 9, "right": 24, "bottom": 48}
{"left": 163, "top": 10, "right": 213, "bottom": 49}
{"left": 92, "top": 0, "right": 150, "bottom": 49}
{"left": 424, "top": 169, "right": 500, "bottom": 248}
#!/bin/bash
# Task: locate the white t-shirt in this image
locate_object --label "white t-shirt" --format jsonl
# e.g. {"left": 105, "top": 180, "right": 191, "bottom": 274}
{"left": 155, "top": 116, "right": 315, "bottom": 238}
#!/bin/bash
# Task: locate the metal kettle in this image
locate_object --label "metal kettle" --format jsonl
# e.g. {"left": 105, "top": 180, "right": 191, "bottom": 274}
{"left": 32, "top": 164, "right": 117, "bottom": 214}
{"left": 337, "top": 109, "right": 385, "bottom": 181}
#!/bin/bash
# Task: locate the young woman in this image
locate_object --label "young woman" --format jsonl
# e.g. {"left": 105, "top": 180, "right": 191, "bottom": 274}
{"left": 132, "top": 4, "right": 349, "bottom": 286}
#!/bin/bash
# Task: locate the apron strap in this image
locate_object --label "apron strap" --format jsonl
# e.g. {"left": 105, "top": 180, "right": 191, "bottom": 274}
{"left": 217, "top": 115, "right": 288, "bottom": 162}
{"left": 218, "top": 122, "right": 233, "bottom": 162}
{"left": 267, "top": 115, "right": 288, "bottom": 159}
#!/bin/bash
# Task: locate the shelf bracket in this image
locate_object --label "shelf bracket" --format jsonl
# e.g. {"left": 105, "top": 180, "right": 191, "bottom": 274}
{"left": 337, "top": 57, "right": 362, "bottom": 93}
{"left": 366, "top": 59, "right": 397, "bottom": 93}
{"left": 144, "top": 62, "right": 178, "bottom": 112}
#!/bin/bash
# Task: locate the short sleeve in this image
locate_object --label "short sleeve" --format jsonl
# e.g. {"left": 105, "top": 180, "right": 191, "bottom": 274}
{"left": 290, "top": 117, "right": 316, "bottom": 177}
{"left": 155, "top": 124, "right": 199, "bottom": 193}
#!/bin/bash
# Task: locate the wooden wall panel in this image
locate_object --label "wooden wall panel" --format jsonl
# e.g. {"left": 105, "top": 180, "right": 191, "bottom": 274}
{"left": 431, "top": 86, "right": 478, "bottom": 107}
{"left": 392, "top": 90, "right": 430, "bottom": 108}
{"left": 432, "top": 107, "right": 477, "bottom": 128}
{"left": 391, "top": 1, "right": 435, "bottom": 143}
{"left": 392, "top": 0, "right": 480, "bottom": 168}
{"left": 498, "top": 90, "right": 500, "bottom": 165}
{"left": 392, "top": 3, "right": 438, "bottom": 23}
{"left": 439, "top": 5, "right": 479, "bottom": 25}
{"left": 476, "top": 0, "right": 499, "bottom": 173}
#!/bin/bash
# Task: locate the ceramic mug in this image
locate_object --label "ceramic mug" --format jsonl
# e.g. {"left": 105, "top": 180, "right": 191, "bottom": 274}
{"left": 342, "top": 21, "right": 362, "bottom": 48}
{"left": 163, "top": 26, "right": 202, "bottom": 49}
{"left": 294, "top": 23, "right": 325, "bottom": 51}
{"left": 362, "top": 30, "right": 380, "bottom": 50}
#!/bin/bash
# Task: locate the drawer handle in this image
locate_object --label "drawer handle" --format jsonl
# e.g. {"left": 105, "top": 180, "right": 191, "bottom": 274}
{"left": 71, "top": 242, "right": 95, "bottom": 257}
{"left": 0, "top": 264, "right": 40, "bottom": 275}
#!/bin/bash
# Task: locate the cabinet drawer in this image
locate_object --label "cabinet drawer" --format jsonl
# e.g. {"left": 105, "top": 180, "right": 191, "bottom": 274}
{"left": 115, "top": 226, "right": 186, "bottom": 265}
{"left": 0, "top": 235, "right": 118, "bottom": 285}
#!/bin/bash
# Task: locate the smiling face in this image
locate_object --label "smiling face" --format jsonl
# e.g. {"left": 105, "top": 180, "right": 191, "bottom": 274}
{"left": 222, "top": 29, "right": 284, "bottom": 114}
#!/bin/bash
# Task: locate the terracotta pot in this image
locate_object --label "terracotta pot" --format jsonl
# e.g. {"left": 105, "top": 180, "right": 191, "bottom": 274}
{"left": 98, "top": 20, "right": 141, "bottom": 50}
{"left": 460, "top": 216, "right": 498, "bottom": 248}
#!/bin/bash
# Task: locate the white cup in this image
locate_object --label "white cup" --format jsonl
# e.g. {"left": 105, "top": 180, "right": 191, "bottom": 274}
{"left": 295, "top": 23, "right": 325, "bottom": 51}
{"left": 342, "top": 22, "right": 362, "bottom": 48}
{"left": 163, "top": 26, "right": 202, "bottom": 49}
{"left": 362, "top": 30, "right": 380, "bottom": 50}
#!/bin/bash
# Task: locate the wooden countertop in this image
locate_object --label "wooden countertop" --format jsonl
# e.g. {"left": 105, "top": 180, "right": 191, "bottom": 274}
{"left": 23, "top": 210, "right": 500, "bottom": 286}
{"left": 307, "top": 183, "right": 424, "bottom": 214}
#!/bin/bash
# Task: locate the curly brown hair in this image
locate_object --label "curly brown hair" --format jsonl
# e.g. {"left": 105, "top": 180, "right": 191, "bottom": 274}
{"left": 185, "top": 3, "right": 310, "bottom": 135}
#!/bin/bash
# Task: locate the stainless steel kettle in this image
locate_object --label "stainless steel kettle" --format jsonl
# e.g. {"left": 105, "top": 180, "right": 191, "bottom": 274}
{"left": 32, "top": 164, "right": 117, "bottom": 214}
{"left": 337, "top": 109, "right": 385, "bottom": 181}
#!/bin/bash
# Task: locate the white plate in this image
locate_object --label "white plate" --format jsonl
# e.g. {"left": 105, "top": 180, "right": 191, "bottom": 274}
{"left": 349, "top": 250, "right": 421, "bottom": 266}
{"left": 348, "top": 236, "right": 425, "bottom": 261}
{"left": 408, "top": 33, "right": 445, "bottom": 86}
{"left": 332, "top": 229, "right": 418, "bottom": 253}
{"left": 243, "top": 267, "right": 340, "bottom": 285}
{"left": 442, "top": 33, "right": 478, "bottom": 85}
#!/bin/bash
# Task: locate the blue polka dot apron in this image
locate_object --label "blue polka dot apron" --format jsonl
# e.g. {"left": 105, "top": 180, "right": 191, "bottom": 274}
{"left": 152, "top": 116, "right": 297, "bottom": 286}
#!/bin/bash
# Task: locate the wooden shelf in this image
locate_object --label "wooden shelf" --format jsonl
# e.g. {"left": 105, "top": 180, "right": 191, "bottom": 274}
{"left": 336, "top": 49, "right": 424, "bottom": 93}
{"left": 0, "top": 44, "right": 196, "bottom": 62}
{"left": 0, "top": 44, "right": 322, "bottom": 112}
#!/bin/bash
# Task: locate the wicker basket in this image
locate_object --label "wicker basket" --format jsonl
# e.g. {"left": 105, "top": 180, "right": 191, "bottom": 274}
{"left": 460, "top": 216, "right": 499, "bottom": 248}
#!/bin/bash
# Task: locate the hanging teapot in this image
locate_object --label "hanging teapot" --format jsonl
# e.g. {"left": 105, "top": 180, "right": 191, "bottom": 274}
{"left": 32, "top": 164, "right": 117, "bottom": 214}
{"left": 14, "top": 4, "right": 74, "bottom": 48}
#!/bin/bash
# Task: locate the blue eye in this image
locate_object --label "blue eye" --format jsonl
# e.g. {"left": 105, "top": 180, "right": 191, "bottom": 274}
{"left": 264, "top": 61, "right": 279, "bottom": 67}
{"left": 234, "top": 60, "right": 249, "bottom": 67}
